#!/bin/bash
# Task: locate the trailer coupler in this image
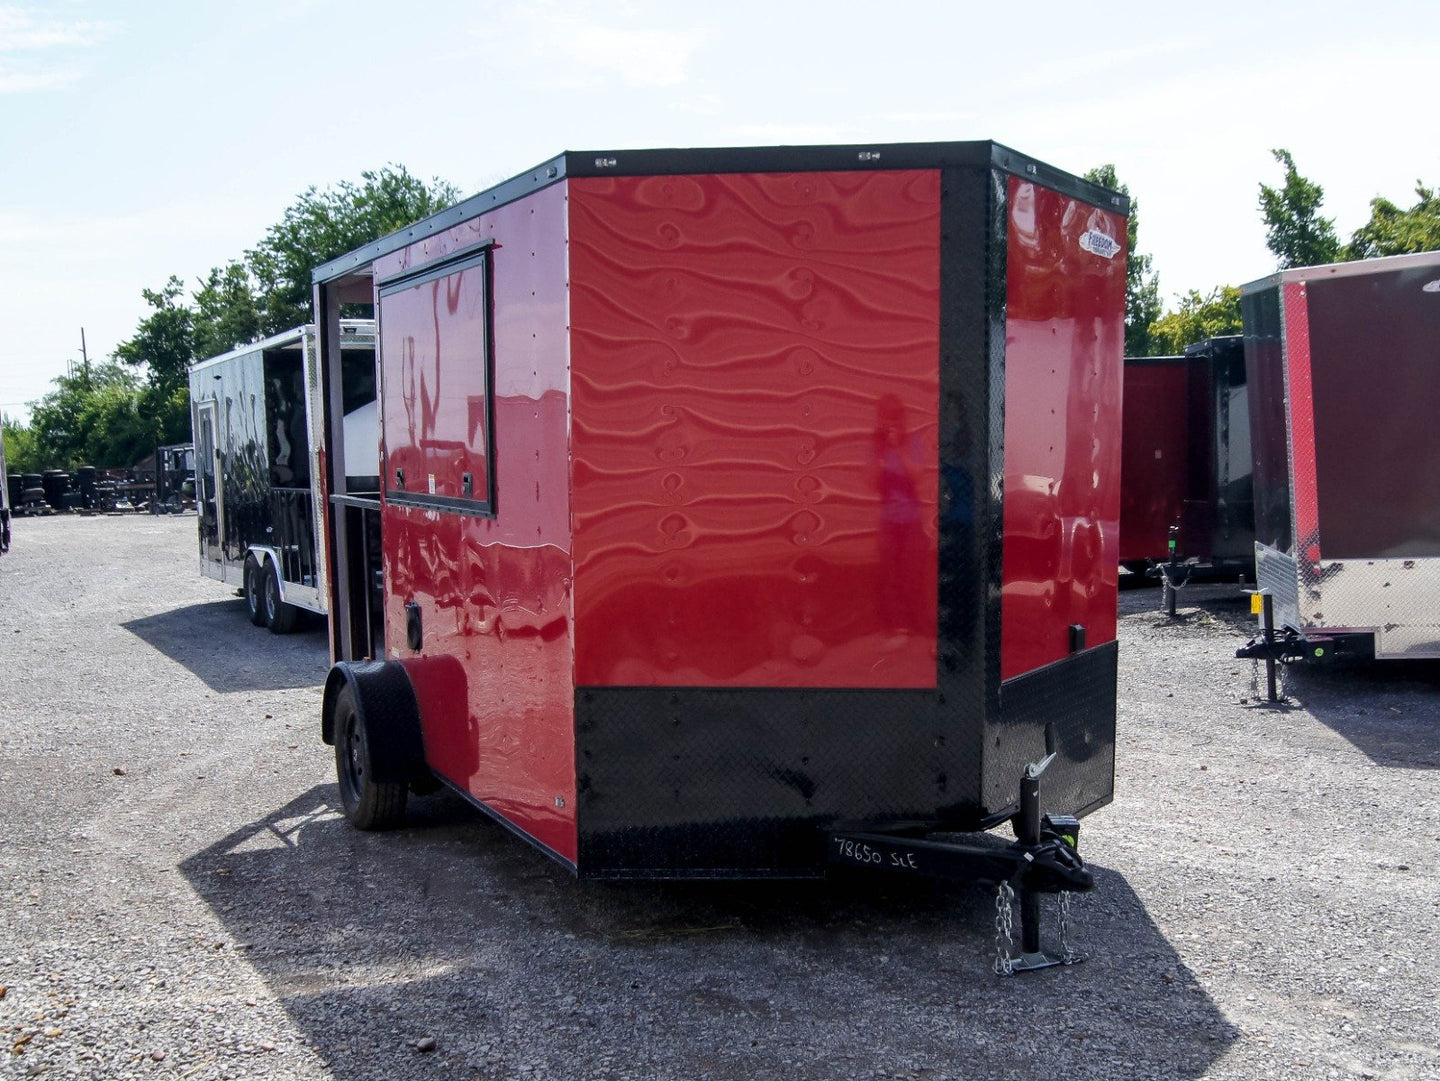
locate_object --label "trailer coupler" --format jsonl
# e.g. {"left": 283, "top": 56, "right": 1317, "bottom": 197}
{"left": 827, "top": 755, "right": 1093, "bottom": 975}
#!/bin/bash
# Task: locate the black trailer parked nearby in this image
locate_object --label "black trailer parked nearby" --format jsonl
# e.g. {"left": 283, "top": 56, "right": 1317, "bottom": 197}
{"left": 189, "top": 322, "right": 376, "bottom": 633}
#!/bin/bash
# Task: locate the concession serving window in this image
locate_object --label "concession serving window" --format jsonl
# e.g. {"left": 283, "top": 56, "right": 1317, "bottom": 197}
{"left": 378, "top": 247, "right": 495, "bottom": 516}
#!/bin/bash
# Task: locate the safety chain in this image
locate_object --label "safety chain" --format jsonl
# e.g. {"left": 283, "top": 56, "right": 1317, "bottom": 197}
{"left": 1248, "top": 657, "right": 1293, "bottom": 704}
{"left": 993, "top": 881, "right": 1016, "bottom": 976}
{"left": 1059, "top": 890, "right": 1076, "bottom": 964}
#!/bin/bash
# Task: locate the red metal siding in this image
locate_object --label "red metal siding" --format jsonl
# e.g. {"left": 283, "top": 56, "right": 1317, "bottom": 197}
{"left": 1119, "top": 361, "right": 1188, "bottom": 562}
{"left": 375, "top": 182, "right": 577, "bottom": 862}
{"left": 1000, "top": 176, "right": 1126, "bottom": 681}
{"left": 568, "top": 171, "right": 941, "bottom": 689}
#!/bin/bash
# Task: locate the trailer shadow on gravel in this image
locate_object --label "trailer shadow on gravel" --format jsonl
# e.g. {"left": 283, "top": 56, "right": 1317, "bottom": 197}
{"left": 179, "top": 786, "right": 1238, "bottom": 1081}
{"left": 1267, "top": 660, "right": 1440, "bottom": 770}
{"left": 121, "top": 599, "right": 329, "bottom": 692}
{"left": 1141, "top": 584, "right": 1440, "bottom": 771}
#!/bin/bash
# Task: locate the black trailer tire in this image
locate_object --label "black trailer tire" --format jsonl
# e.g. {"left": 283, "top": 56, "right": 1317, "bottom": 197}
{"left": 262, "top": 562, "right": 300, "bottom": 635}
{"left": 243, "top": 557, "right": 267, "bottom": 626}
{"left": 333, "top": 684, "right": 408, "bottom": 829}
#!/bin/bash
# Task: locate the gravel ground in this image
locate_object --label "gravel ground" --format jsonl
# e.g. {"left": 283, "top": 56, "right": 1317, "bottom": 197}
{"left": 0, "top": 514, "right": 1436, "bottom": 1081}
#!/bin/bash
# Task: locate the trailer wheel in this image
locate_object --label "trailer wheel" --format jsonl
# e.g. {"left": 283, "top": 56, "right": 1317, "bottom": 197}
{"left": 333, "top": 684, "right": 408, "bottom": 829}
{"left": 243, "top": 557, "right": 267, "bottom": 626}
{"left": 262, "top": 562, "right": 300, "bottom": 635}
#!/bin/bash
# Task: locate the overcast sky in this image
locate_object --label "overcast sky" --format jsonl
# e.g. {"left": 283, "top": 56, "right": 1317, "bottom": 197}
{"left": 2, "top": 0, "right": 1437, "bottom": 421}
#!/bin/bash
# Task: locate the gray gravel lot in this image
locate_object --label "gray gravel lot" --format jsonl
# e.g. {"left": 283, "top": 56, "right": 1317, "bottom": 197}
{"left": 1, "top": 514, "right": 1437, "bottom": 1080}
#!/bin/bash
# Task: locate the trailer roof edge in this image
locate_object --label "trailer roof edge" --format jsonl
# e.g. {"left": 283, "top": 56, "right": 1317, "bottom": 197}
{"left": 1240, "top": 249, "right": 1440, "bottom": 295}
{"left": 188, "top": 319, "right": 374, "bottom": 374}
{"left": 312, "top": 141, "right": 1129, "bottom": 287}
{"left": 312, "top": 154, "right": 569, "bottom": 285}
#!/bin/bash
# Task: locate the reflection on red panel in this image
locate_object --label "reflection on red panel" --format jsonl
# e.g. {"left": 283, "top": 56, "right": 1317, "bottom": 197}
{"left": 569, "top": 171, "right": 941, "bottom": 689}
{"left": 1001, "top": 177, "right": 1127, "bottom": 681}
{"left": 378, "top": 183, "right": 576, "bottom": 862}
{"left": 380, "top": 267, "right": 490, "bottom": 503}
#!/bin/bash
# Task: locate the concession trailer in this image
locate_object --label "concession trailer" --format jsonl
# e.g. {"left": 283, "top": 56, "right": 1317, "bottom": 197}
{"left": 189, "top": 322, "right": 376, "bottom": 633}
{"left": 310, "top": 142, "right": 1128, "bottom": 969}
{"left": 1119, "top": 336, "right": 1254, "bottom": 578}
{"left": 1240, "top": 250, "right": 1440, "bottom": 664}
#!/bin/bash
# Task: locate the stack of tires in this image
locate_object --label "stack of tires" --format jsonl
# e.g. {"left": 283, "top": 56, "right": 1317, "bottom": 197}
{"left": 41, "top": 469, "right": 71, "bottom": 510}
{"left": 20, "top": 473, "right": 46, "bottom": 514}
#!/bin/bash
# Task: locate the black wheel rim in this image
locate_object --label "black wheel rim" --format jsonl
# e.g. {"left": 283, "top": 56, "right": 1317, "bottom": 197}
{"left": 338, "top": 707, "right": 364, "bottom": 809}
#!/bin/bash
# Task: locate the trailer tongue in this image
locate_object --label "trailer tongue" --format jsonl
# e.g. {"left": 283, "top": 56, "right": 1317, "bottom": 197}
{"left": 830, "top": 750, "right": 1093, "bottom": 974}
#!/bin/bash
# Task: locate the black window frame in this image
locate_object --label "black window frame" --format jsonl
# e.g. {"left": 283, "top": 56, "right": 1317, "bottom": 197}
{"left": 377, "top": 243, "right": 498, "bottom": 519}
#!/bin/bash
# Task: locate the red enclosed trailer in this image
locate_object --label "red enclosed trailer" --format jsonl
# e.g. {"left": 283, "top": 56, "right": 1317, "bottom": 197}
{"left": 1240, "top": 251, "right": 1440, "bottom": 665}
{"left": 310, "top": 142, "right": 1127, "bottom": 965}
{"left": 1120, "top": 337, "right": 1254, "bottom": 576}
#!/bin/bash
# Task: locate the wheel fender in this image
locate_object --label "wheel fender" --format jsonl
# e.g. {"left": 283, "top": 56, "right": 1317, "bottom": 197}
{"left": 321, "top": 660, "right": 426, "bottom": 784}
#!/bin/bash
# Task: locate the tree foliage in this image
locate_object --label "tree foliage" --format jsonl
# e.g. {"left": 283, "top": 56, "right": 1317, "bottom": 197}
{"left": 192, "top": 261, "right": 262, "bottom": 361}
{"left": 1085, "top": 164, "right": 1162, "bottom": 357}
{"left": 113, "top": 276, "right": 193, "bottom": 398}
{"left": 248, "top": 165, "right": 461, "bottom": 335}
{"left": 11, "top": 163, "right": 460, "bottom": 470}
{"left": 1148, "top": 286, "right": 1243, "bottom": 355}
{"left": 2, "top": 414, "right": 40, "bottom": 475}
{"left": 1346, "top": 182, "right": 1440, "bottom": 259}
{"left": 21, "top": 363, "right": 159, "bottom": 470}
{"left": 1259, "top": 149, "right": 1341, "bottom": 269}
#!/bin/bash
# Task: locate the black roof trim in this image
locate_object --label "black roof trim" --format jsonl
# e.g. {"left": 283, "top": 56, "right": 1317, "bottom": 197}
{"left": 313, "top": 141, "right": 1128, "bottom": 285}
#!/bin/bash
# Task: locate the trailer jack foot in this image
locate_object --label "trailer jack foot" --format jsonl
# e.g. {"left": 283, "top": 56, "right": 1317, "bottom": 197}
{"left": 994, "top": 882, "right": 1081, "bottom": 976}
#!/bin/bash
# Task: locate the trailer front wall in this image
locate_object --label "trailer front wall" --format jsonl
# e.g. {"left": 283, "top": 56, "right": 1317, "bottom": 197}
{"left": 999, "top": 177, "right": 1126, "bottom": 681}
{"left": 373, "top": 181, "right": 577, "bottom": 863}
{"left": 1306, "top": 267, "right": 1440, "bottom": 558}
{"left": 568, "top": 170, "right": 941, "bottom": 690}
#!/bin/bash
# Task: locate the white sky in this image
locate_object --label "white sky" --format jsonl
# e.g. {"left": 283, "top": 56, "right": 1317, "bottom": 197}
{"left": 2, "top": 0, "right": 1437, "bottom": 422}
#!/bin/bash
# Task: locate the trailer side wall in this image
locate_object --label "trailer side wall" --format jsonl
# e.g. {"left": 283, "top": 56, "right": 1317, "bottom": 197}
{"left": 373, "top": 181, "right": 577, "bottom": 863}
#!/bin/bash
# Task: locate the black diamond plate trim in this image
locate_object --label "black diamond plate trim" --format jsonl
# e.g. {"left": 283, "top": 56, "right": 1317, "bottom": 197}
{"left": 984, "top": 642, "right": 1117, "bottom": 820}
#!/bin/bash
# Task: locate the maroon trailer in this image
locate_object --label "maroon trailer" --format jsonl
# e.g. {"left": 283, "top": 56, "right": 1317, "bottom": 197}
{"left": 311, "top": 142, "right": 1128, "bottom": 970}
{"left": 1120, "top": 336, "right": 1254, "bottom": 582}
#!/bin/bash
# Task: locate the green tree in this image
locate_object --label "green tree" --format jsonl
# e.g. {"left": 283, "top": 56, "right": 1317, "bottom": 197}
{"left": 1085, "top": 164, "right": 1162, "bottom": 356}
{"left": 1148, "top": 286, "right": 1243, "bottom": 355}
{"left": 192, "top": 261, "right": 262, "bottom": 361}
{"left": 248, "top": 164, "right": 460, "bottom": 335}
{"left": 113, "top": 276, "right": 194, "bottom": 398}
{"left": 25, "top": 362, "right": 151, "bottom": 468}
{"left": 1259, "top": 149, "right": 1341, "bottom": 269}
{"left": 2, "top": 414, "right": 41, "bottom": 474}
{"left": 1345, "top": 182, "right": 1440, "bottom": 259}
